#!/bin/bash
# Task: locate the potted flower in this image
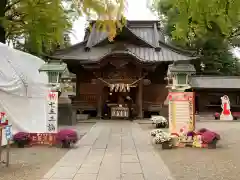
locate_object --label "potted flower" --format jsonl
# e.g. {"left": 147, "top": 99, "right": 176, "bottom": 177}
{"left": 214, "top": 112, "right": 220, "bottom": 120}
{"left": 150, "top": 129, "right": 163, "bottom": 137}
{"left": 197, "top": 128, "right": 221, "bottom": 149}
{"left": 56, "top": 129, "right": 78, "bottom": 148}
{"left": 161, "top": 134, "right": 173, "bottom": 149}
{"left": 151, "top": 116, "right": 168, "bottom": 128}
{"left": 13, "top": 132, "right": 30, "bottom": 148}
{"left": 154, "top": 131, "right": 173, "bottom": 149}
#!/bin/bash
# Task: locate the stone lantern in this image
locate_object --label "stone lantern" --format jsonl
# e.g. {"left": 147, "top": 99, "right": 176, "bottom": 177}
{"left": 39, "top": 60, "right": 67, "bottom": 92}
{"left": 39, "top": 60, "right": 75, "bottom": 125}
{"left": 166, "top": 63, "right": 196, "bottom": 92}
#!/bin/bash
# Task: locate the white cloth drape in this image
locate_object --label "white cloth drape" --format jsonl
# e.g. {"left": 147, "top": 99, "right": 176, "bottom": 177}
{"left": 0, "top": 43, "right": 49, "bottom": 139}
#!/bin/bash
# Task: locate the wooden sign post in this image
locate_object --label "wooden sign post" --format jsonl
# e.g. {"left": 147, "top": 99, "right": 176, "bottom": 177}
{"left": 0, "top": 127, "right": 2, "bottom": 162}
{"left": 5, "top": 125, "right": 12, "bottom": 167}
{"left": 0, "top": 125, "right": 11, "bottom": 167}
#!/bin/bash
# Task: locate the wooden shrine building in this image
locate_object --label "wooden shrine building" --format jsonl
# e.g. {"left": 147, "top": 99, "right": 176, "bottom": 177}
{"left": 49, "top": 20, "right": 198, "bottom": 120}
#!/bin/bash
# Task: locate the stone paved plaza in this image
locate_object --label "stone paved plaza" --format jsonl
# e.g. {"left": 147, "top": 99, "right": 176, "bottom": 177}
{"left": 41, "top": 121, "right": 174, "bottom": 180}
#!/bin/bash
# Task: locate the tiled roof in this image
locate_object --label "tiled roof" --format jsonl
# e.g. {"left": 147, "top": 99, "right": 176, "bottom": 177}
{"left": 190, "top": 76, "right": 240, "bottom": 89}
{"left": 52, "top": 44, "right": 196, "bottom": 63}
{"left": 168, "top": 64, "right": 196, "bottom": 73}
{"left": 51, "top": 20, "right": 198, "bottom": 63}
{"left": 39, "top": 61, "right": 67, "bottom": 72}
{"left": 86, "top": 20, "right": 165, "bottom": 48}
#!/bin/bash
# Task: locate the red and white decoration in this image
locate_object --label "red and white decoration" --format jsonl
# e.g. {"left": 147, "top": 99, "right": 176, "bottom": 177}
{"left": 220, "top": 95, "right": 233, "bottom": 120}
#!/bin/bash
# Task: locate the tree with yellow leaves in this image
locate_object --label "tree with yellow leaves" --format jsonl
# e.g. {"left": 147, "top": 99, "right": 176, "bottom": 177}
{"left": 0, "top": 0, "right": 126, "bottom": 55}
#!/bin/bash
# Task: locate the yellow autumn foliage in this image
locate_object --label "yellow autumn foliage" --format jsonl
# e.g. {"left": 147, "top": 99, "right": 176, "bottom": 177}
{"left": 2, "top": 0, "right": 127, "bottom": 55}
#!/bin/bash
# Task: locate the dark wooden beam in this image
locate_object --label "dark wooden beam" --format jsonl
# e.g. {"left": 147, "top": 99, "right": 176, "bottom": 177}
{"left": 138, "top": 70, "right": 143, "bottom": 119}
{"left": 96, "top": 79, "right": 103, "bottom": 118}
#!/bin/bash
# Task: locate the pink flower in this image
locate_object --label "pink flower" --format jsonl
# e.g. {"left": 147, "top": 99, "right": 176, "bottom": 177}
{"left": 214, "top": 112, "right": 220, "bottom": 117}
{"left": 56, "top": 129, "right": 78, "bottom": 143}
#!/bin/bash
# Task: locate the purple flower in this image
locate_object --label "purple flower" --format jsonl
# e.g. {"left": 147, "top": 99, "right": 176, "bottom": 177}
{"left": 56, "top": 129, "right": 78, "bottom": 143}
{"left": 187, "top": 131, "right": 196, "bottom": 137}
{"left": 13, "top": 132, "right": 30, "bottom": 141}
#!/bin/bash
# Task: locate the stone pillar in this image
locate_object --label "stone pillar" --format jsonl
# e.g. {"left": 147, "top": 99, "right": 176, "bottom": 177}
{"left": 138, "top": 79, "right": 143, "bottom": 119}
{"left": 76, "top": 73, "right": 80, "bottom": 96}
{"left": 71, "top": 107, "right": 77, "bottom": 124}
{"left": 97, "top": 94, "right": 102, "bottom": 119}
{"left": 58, "top": 92, "right": 76, "bottom": 125}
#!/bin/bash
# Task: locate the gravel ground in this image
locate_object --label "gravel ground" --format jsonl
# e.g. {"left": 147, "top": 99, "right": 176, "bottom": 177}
{"left": 0, "top": 122, "right": 95, "bottom": 180}
{"left": 140, "top": 122, "right": 240, "bottom": 180}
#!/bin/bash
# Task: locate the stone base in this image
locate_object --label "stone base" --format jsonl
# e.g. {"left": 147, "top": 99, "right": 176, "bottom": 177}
{"left": 220, "top": 114, "right": 233, "bottom": 121}
{"left": 77, "top": 114, "right": 89, "bottom": 121}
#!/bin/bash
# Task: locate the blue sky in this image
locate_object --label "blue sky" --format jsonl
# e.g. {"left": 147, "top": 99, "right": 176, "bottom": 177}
{"left": 69, "top": 0, "right": 240, "bottom": 58}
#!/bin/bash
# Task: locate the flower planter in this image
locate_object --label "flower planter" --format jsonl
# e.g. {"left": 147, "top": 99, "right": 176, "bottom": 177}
{"left": 56, "top": 129, "right": 78, "bottom": 148}
{"left": 162, "top": 141, "right": 172, "bottom": 149}
{"left": 13, "top": 132, "right": 31, "bottom": 148}
{"left": 62, "top": 140, "right": 71, "bottom": 148}
{"left": 16, "top": 139, "right": 29, "bottom": 148}
{"left": 214, "top": 113, "right": 220, "bottom": 120}
{"left": 208, "top": 138, "right": 218, "bottom": 149}
{"left": 156, "top": 123, "right": 167, "bottom": 128}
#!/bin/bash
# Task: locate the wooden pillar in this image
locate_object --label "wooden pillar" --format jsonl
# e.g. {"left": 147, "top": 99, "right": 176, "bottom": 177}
{"left": 76, "top": 73, "right": 80, "bottom": 96}
{"left": 138, "top": 78, "right": 143, "bottom": 119}
{"left": 97, "top": 80, "right": 103, "bottom": 119}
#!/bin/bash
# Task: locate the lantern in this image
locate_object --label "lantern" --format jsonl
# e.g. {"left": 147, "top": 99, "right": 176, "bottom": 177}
{"left": 167, "top": 63, "right": 196, "bottom": 91}
{"left": 39, "top": 60, "right": 67, "bottom": 91}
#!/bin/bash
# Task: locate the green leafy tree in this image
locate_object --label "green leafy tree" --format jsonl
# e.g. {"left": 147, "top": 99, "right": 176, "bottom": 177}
{"left": 151, "top": 0, "right": 240, "bottom": 75}
{"left": 0, "top": 0, "right": 126, "bottom": 55}
{"left": 151, "top": 0, "right": 240, "bottom": 45}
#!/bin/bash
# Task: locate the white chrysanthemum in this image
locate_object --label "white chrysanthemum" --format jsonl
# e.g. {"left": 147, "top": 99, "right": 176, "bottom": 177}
{"left": 150, "top": 129, "right": 163, "bottom": 136}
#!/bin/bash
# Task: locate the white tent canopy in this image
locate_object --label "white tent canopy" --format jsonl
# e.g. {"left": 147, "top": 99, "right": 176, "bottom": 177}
{"left": 0, "top": 43, "right": 49, "bottom": 139}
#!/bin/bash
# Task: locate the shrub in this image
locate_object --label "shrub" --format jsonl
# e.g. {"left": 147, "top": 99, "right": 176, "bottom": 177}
{"left": 56, "top": 129, "right": 78, "bottom": 148}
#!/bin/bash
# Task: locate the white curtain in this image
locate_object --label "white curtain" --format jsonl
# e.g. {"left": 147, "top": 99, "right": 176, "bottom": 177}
{"left": 0, "top": 43, "right": 49, "bottom": 144}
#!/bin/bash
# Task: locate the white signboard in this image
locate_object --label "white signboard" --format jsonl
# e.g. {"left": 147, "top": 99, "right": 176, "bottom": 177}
{"left": 46, "top": 92, "right": 58, "bottom": 133}
{"left": 168, "top": 92, "right": 195, "bottom": 133}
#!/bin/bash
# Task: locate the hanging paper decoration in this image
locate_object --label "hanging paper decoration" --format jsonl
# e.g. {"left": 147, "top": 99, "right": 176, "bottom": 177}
{"left": 126, "top": 84, "right": 130, "bottom": 92}
{"left": 120, "top": 84, "right": 125, "bottom": 92}
{"left": 110, "top": 84, "right": 114, "bottom": 92}
{"left": 109, "top": 83, "right": 131, "bottom": 92}
{"left": 115, "top": 84, "right": 119, "bottom": 92}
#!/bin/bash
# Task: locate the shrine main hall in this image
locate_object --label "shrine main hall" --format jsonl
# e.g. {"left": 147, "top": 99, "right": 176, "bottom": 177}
{"left": 48, "top": 20, "right": 240, "bottom": 123}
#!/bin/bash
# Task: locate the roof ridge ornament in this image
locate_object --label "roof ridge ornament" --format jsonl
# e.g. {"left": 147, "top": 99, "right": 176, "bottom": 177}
{"left": 153, "top": 22, "right": 161, "bottom": 51}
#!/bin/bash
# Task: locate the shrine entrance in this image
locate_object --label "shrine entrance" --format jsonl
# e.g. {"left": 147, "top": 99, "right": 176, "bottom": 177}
{"left": 102, "top": 84, "right": 137, "bottom": 120}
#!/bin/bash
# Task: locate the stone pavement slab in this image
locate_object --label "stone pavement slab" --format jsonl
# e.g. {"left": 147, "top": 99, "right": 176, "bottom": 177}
{"left": 42, "top": 121, "right": 175, "bottom": 180}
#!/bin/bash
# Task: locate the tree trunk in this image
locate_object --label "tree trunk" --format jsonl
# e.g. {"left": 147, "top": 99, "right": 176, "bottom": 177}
{"left": 0, "top": 0, "right": 7, "bottom": 43}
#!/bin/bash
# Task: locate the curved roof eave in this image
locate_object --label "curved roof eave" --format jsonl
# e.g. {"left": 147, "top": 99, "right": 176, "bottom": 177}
{"left": 94, "top": 50, "right": 145, "bottom": 64}
{"left": 158, "top": 41, "right": 199, "bottom": 58}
